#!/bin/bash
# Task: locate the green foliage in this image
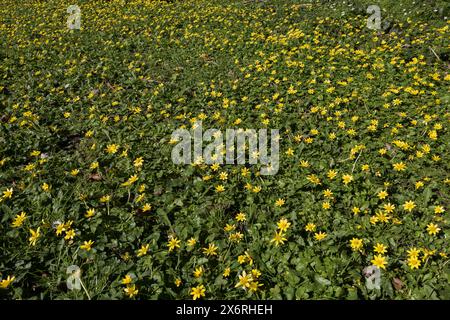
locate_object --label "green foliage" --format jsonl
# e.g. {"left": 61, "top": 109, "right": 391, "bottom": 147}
{"left": 0, "top": 0, "right": 449, "bottom": 299}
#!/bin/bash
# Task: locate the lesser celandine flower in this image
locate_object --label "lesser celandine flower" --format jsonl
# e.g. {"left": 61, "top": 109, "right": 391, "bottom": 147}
{"left": 314, "top": 231, "right": 327, "bottom": 241}
{"left": 403, "top": 200, "right": 416, "bottom": 212}
{"left": 80, "top": 240, "right": 94, "bottom": 251}
{"left": 371, "top": 255, "right": 387, "bottom": 270}
{"left": 124, "top": 284, "right": 138, "bottom": 298}
{"left": 137, "top": 244, "right": 149, "bottom": 257}
{"left": 235, "top": 271, "right": 253, "bottom": 290}
{"left": 167, "top": 237, "right": 181, "bottom": 252}
{"left": 0, "top": 276, "right": 15, "bottom": 289}
{"left": 275, "top": 198, "right": 285, "bottom": 207}
{"left": 271, "top": 230, "right": 287, "bottom": 246}
{"left": 11, "top": 212, "right": 26, "bottom": 228}
{"left": 190, "top": 285, "right": 206, "bottom": 300}
{"left": 349, "top": 238, "right": 363, "bottom": 251}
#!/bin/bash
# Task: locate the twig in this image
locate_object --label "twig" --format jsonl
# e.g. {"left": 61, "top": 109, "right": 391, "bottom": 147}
{"left": 351, "top": 152, "right": 361, "bottom": 173}
{"left": 429, "top": 47, "right": 441, "bottom": 61}
{"left": 79, "top": 279, "right": 92, "bottom": 300}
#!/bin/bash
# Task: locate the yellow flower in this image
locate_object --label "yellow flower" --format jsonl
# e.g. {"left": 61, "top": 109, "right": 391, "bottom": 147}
{"left": 121, "top": 174, "right": 138, "bottom": 187}
{"left": 252, "top": 185, "right": 262, "bottom": 193}
{"left": 124, "top": 284, "right": 138, "bottom": 298}
{"left": 64, "top": 229, "right": 76, "bottom": 240}
{"left": 135, "top": 194, "right": 145, "bottom": 203}
{"left": 41, "top": 183, "right": 50, "bottom": 191}
{"left": 223, "top": 267, "right": 231, "bottom": 278}
{"left": 193, "top": 266, "right": 204, "bottom": 278}
{"left": 407, "top": 247, "right": 421, "bottom": 258}
{"left": 271, "top": 230, "right": 287, "bottom": 246}
{"left": 377, "top": 190, "right": 388, "bottom": 199}
{"left": 241, "top": 167, "right": 250, "bottom": 177}
{"left": 142, "top": 203, "right": 152, "bottom": 212}
{"left": 277, "top": 218, "right": 291, "bottom": 232}
{"left": 30, "top": 150, "right": 40, "bottom": 157}
{"left": 244, "top": 251, "right": 253, "bottom": 266}
{"left": 403, "top": 200, "right": 416, "bottom": 212}
{"left": 215, "top": 185, "right": 225, "bottom": 192}
{"left": 323, "top": 189, "right": 333, "bottom": 198}
{"left": 85, "top": 208, "right": 95, "bottom": 218}
{"left": 314, "top": 231, "right": 327, "bottom": 241}
{"left": 306, "top": 174, "right": 321, "bottom": 185}
{"left": 393, "top": 162, "right": 407, "bottom": 171}
{"left": 133, "top": 157, "right": 144, "bottom": 168}
{"left": 275, "top": 198, "right": 285, "bottom": 207}
{"left": 251, "top": 269, "right": 262, "bottom": 279}
{"left": 285, "top": 148, "right": 294, "bottom": 156}
{"left": 90, "top": 161, "right": 99, "bottom": 169}
{"left": 202, "top": 243, "right": 218, "bottom": 256}
{"left": 383, "top": 203, "right": 395, "bottom": 213}
{"left": 174, "top": 278, "right": 182, "bottom": 287}
{"left": 327, "top": 170, "right": 337, "bottom": 179}
{"left": 137, "top": 244, "right": 150, "bottom": 257}
{"left": 24, "top": 163, "right": 36, "bottom": 172}
{"left": 11, "top": 212, "right": 27, "bottom": 228}
{"left": 106, "top": 144, "right": 119, "bottom": 154}
{"left": 190, "top": 285, "right": 206, "bottom": 300}
{"left": 29, "top": 227, "right": 41, "bottom": 246}
{"left": 80, "top": 240, "right": 94, "bottom": 251}
{"left": 415, "top": 181, "right": 424, "bottom": 189}
{"left": 434, "top": 206, "right": 445, "bottom": 214}
{"left": 70, "top": 169, "right": 80, "bottom": 176}
{"left": 2, "top": 188, "right": 13, "bottom": 199}
{"left": 407, "top": 256, "right": 421, "bottom": 270}
{"left": 371, "top": 255, "right": 387, "bottom": 270}
{"left": 100, "top": 195, "right": 110, "bottom": 203}
{"left": 249, "top": 281, "right": 263, "bottom": 292}
{"left": 224, "top": 224, "right": 236, "bottom": 232}
{"left": 167, "top": 237, "right": 181, "bottom": 252}
{"left": 349, "top": 238, "right": 363, "bottom": 251}
{"left": 342, "top": 174, "right": 353, "bottom": 185}
{"left": 55, "top": 223, "right": 65, "bottom": 236}
{"left": 121, "top": 274, "right": 133, "bottom": 285}
{"left": 305, "top": 223, "right": 316, "bottom": 232}
{"left": 426, "top": 223, "right": 441, "bottom": 236}
{"left": 300, "top": 160, "right": 310, "bottom": 168}
{"left": 229, "top": 232, "right": 243, "bottom": 243}
{"left": 219, "top": 171, "right": 228, "bottom": 180}
{"left": 233, "top": 211, "right": 246, "bottom": 222}
{"left": 235, "top": 271, "right": 253, "bottom": 290}
{"left": 0, "top": 275, "right": 15, "bottom": 289}
{"left": 373, "top": 243, "right": 387, "bottom": 254}
{"left": 187, "top": 237, "right": 197, "bottom": 247}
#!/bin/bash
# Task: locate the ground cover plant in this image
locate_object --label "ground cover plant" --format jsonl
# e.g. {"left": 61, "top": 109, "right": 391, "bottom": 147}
{"left": 0, "top": 0, "right": 449, "bottom": 300}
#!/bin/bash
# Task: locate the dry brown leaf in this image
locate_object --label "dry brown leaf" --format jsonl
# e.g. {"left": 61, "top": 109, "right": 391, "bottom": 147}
{"left": 392, "top": 278, "right": 403, "bottom": 291}
{"left": 89, "top": 173, "right": 102, "bottom": 181}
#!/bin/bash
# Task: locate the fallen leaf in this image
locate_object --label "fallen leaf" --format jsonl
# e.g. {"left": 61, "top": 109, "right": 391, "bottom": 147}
{"left": 89, "top": 173, "right": 102, "bottom": 181}
{"left": 392, "top": 278, "right": 403, "bottom": 291}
